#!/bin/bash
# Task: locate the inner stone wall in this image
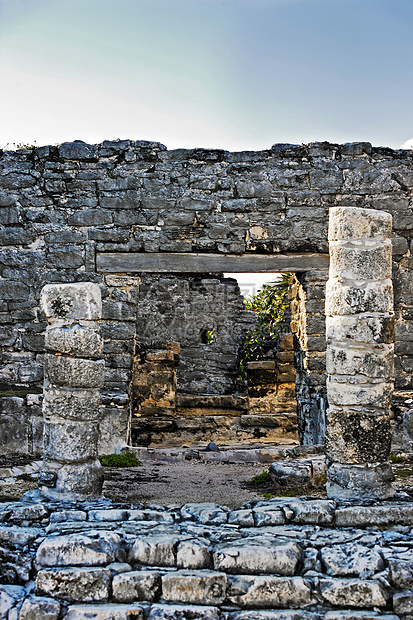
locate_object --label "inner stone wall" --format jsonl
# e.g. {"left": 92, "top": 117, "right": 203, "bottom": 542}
{"left": 0, "top": 139, "right": 412, "bottom": 450}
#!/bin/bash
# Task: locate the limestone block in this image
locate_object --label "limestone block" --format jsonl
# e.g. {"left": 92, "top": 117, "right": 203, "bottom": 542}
{"left": 45, "top": 324, "right": 103, "bottom": 358}
{"left": 288, "top": 500, "right": 335, "bottom": 525}
{"left": 326, "top": 315, "right": 394, "bottom": 345}
{"left": 43, "top": 388, "right": 101, "bottom": 422}
{"left": 9, "top": 503, "right": 49, "bottom": 523}
{"left": 320, "top": 543, "right": 383, "bottom": 577}
{"left": 148, "top": 605, "right": 219, "bottom": 620}
{"left": 19, "top": 596, "right": 61, "bottom": 620}
{"left": 98, "top": 406, "right": 129, "bottom": 454}
{"left": 180, "top": 503, "right": 229, "bottom": 525}
{"left": 228, "top": 509, "right": 255, "bottom": 527}
{"left": 36, "top": 567, "right": 111, "bottom": 602}
{"left": 326, "top": 408, "right": 391, "bottom": 464}
{"left": 393, "top": 590, "right": 413, "bottom": 618}
{"left": 44, "top": 355, "right": 105, "bottom": 388}
{"left": 65, "top": 605, "right": 143, "bottom": 620}
{"left": 326, "top": 462, "right": 394, "bottom": 500}
{"left": 324, "top": 613, "right": 398, "bottom": 620}
{"left": 325, "top": 279, "right": 393, "bottom": 315}
{"left": 162, "top": 569, "right": 227, "bottom": 605}
{"left": 335, "top": 504, "right": 413, "bottom": 527}
{"left": 319, "top": 578, "right": 388, "bottom": 608}
{"left": 129, "top": 535, "right": 180, "bottom": 567}
{"left": 176, "top": 538, "right": 211, "bottom": 569}
{"left": 88, "top": 509, "right": 129, "bottom": 522}
{"left": 50, "top": 510, "right": 87, "bottom": 523}
{"left": 326, "top": 343, "right": 394, "bottom": 379}
{"left": 326, "top": 379, "right": 393, "bottom": 408}
{"left": 329, "top": 240, "right": 392, "bottom": 281}
{"left": 389, "top": 559, "right": 413, "bottom": 589}
{"left": 231, "top": 613, "right": 319, "bottom": 620}
{"left": 43, "top": 421, "right": 99, "bottom": 462}
{"left": 40, "top": 461, "right": 103, "bottom": 498}
{"left": 328, "top": 207, "right": 392, "bottom": 242}
{"left": 213, "top": 538, "right": 301, "bottom": 575}
{"left": 0, "top": 526, "right": 39, "bottom": 548}
{"left": 269, "top": 462, "right": 312, "bottom": 487}
{"left": 36, "top": 531, "right": 120, "bottom": 567}
{"left": 227, "top": 575, "right": 311, "bottom": 608}
{"left": 0, "top": 585, "right": 25, "bottom": 618}
{"left": 40, "top": 283, "right": 102, "bottom": 321}
{"left": 112, "top": 570, "right": 161, "bottom": 602}
{"left": 252, "top": 505, "right": 287, "bottom": 527}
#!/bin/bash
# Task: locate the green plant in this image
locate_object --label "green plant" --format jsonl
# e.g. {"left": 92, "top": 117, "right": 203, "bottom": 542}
{"left": 251, "top": 470, "right": 270, "bottom": 486}
{"left": 391, "top": 454, "right": 406, "bottom": 463}
{"left": 239, "top": 274, "right": 291, "bottom": 378}
{"left": 98, "top": 453, "right": 142, "bottom": 467}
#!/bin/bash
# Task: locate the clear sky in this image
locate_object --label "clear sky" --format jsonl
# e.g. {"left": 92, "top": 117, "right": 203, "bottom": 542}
{"left": 0, "top": 0, "right": 412, "bottom": 151}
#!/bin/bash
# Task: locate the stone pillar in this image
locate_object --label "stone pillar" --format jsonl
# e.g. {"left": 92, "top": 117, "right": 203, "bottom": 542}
{"left": 38, "top": 283, "right": 104, "bottom": 499}
{"left": 325, "top": 207, "right": 395, "bottom": 499}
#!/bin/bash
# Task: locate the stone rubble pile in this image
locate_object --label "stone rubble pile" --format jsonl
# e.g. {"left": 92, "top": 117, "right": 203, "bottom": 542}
{"left": 0, "top": 495, "right": 412, "bottom": 619}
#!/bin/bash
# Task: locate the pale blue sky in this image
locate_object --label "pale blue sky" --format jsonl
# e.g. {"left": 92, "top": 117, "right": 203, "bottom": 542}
{"left": 0, "top": 0, "right": 412, "bottom": 150}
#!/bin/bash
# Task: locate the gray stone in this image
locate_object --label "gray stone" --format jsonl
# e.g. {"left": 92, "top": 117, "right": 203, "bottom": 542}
{"left": 59, "top": 141, "right": 98, "bottom": 160}
{"left": 328, "top": 206, "right": 392, "bottom": 241}
{"left": 36, "top": 531, "right": 120, "bottom": 566}
{"left": 68, "top": 210, "right": 113, "bottom": 226}
{"left": 230, "top": 613, "right": 321, "bottom": 620}
{"left": 0, "top": 526, "right": 39, "bottom": 548}
{"left": 335, "top": 504, "right": 413, "bottom": 527}
{"left": 389, "top": 558, "right": 413, "bottom": 589}
{"left": 45, "top": 324, "right": 103, "bottom": 358}
{"left": 320, "top": 544, "right": 384, "bottom": 577}
{"left": 40, "top": 283, "right": 102, "bottom": 321}
{"left": 319, "top": 578, "right": 388, "bottom": 608}
{"left": 213, "top": 538, "right": 301, "bottom": 575}
{"left": 327, "top": 462, "right": 395, "bottom": 501}
{"left": 65, "top": 605, "right": 143, "bottom": 620}
{"left": 36, "top": 567, "right": 111, "bottom": 602}
{"left": 44, "top": 355, "right": 105, "bottom": 388}
{"left": 43, "top": 421, "right": 99, "bottom": 462}
{"left": 0, "top": 585, "right": 25, "bottom": 618}
{"left": 181, "top": 503, "right": 229, "bottom": 525}
{"left": 50, "top": 510, "right": 87, "bottom": 523}
{"left": 288, "top": 500, "right": 335, "bottom": 525}
{"left": 269, "top": 461, "right": 312, "bottom": 487}
{"left": 148, "top": 605, "right": 219, "bottom": 620}
{"left": 228, "top": 510, "right": 255, "bottom": 527}
{"left": 324, "top": 613, "right": 398, "bottom": 620}
{"left": 112, "top": 570, "right": 161, "bottom": 602}
{"left": 39, "top": 461, "right": 103, "bottom": 498}
{"left": 19, "top": 596, "right": 61, "bottom": 620}
{"left": 161, "top": 569, "right": 227, "bottom": 605}
{"left": 227, "top": 575, "right": 312, "bottom": 608}
{"left": 393, "top": 590, "right": 413, "bottom": 618}
{"left": 252, "top": 506, "right": 286, "bottom": 527}
{"left": 43, "top": 388, "right": 101, "bottom": 421}
{"left": 176, "top": 538, "right": 211, "bottom": 569}
{"left": 129, "top": 534, "right": 180, "bottom": 567}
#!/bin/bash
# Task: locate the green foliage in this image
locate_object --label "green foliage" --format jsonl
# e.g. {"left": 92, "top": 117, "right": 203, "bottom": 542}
{"left": 99, "top": 453, "right": 142, "bottom": 467}
{"left": 251, "top": 470, "right": 270, "bottom": 486}
{"left": 1, "top": 142, "right": 37, "bottom": 151}
{"left": 239, "top": 274, "right": 291, "bottom": 377}
{"left": 390, "top": 454, "right": 406, "bottom": 463}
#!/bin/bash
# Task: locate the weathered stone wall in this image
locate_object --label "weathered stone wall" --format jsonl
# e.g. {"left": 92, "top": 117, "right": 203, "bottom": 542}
{"left": 0, "top": 139, "right": 412, "bottom": 449}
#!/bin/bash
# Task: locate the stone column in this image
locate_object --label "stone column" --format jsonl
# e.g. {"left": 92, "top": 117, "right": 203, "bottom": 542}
{"left": 325, "top": 207, "right": 395, "bottom": 499}
{"left": 38, "top": 283, "right": 104, "bottom": 498}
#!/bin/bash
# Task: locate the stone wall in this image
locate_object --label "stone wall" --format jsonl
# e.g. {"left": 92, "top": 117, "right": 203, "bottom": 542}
{"left": 0, "top": 139, "right": 412, "bottom": 449}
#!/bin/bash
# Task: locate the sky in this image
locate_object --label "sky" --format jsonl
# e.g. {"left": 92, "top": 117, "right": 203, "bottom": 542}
{"left": 0, "top": 0, "right": 413, "bottom": 152}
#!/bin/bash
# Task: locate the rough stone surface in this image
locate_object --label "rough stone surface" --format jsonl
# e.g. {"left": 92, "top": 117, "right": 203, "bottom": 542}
{"left": 112, "top": 570, "right": 161, "bottom": 602}
{"left": 227, "top": 575, "right": 312, "bottom": 608}
{"left": 36, "top": 532, "right": 120, "bottom": 566}
{"left": 19, "top": 596, "right": 61, "bottom": 620}
{"left": 36, "top": 567, "right": 111, "bottom": 602}
{"left": 161, "top": 570, "right": 227, "bottom": 605}
{"left": 213, "top": 539, "right": 301, "bottom": 575}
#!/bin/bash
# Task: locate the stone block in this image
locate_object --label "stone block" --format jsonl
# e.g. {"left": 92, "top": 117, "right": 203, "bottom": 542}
{"left": 0, "top": 526, "right": 39, "bottom": 548}
{"left": 43, "top": 421, "right": 99, "bottom": 462}
{"left": 148, "top": 605, "right": 219, "bottom": 620}
{"left": 36, "top": 531, "right": 120, "bottom": 566}
{"left": 328, "top": 207, "right": 392, "bottom": 241}
{"left": 40, "top": 460, "right": 103, "bottom": 498}
{"left": 0, "top": 585, "right": 25, "bottom": 618}
{"left": 59, "top": 140, "right": 98, "bottom": 159}
{"left": 44, "top": 355, "right": 105, "bottom": 388}
{"left": 326, "top": 315, "right": 394, "bottom": 345}
{"left": 112, "top": 570, "right": 161, "bottom": 602}
{"left": 324, "top": 613, "right": 398, "bottom": 620}
{"left": 180, "top": 503, "right": 229, "bottom": 525}
{"left": 320, "top": 544, "right": 383, "bottom": 577}
{"left": 65, "top": 604, "right": 143, "bottom": 620}
{"left": 389, "top": 559, "right": 413, "bottom": 589}
{"left": 325, "top": 409, "right": 391, "bottom": 463}
{"left": 40, "top": 283, "right": 102, "bottom": 321}
{"left": 393, "top": 590, "right": 413, "bottom": 618}
{"left": 213, "top": 538, "right": 301, "bottom": 575}
{"left": 335, "top": 504, "right": 413, "bottom": 528}
{"left": 19, "top": 596, "right": 61, "bottom": 620}
{"left": 327, "top": 462, "right": 394, "bottom": 500}
{"left": 325, "top": 279, "right": 393, "bottom": 315}
{"left": 269, "top": 461, "right": 312, "bottom": 487}
{"left": 326, "top": 379, "right": 393, "bottom": 408}
{"left": 320, "top": 578, "right": 388, "bottom": 608}
{"left": 45, "top": 324, "right": 103, "bottom": 358}
{"left": 176, "top": 538, "right": 211, "bottom": 569}
{"left": 129, "top": 535, "right": 180, "bottom": 567}
{"left": 288, "top": 500, "right": 335, "bottom": 525}
{"left": 329, "top": 240, "right": 392, "bottom": 282}
{"left": 252, "top": 505, "right": 286, "bottom": 527}
{"left": 227, "top": 575, "right": 311, "bottom": 608}
{"left": 68, "top": 210, "right": 113, "bottom": 226}
{"left": 326, "top": 343, "right": 394, "bottom": 379}
{"left": 228, "top": 510, "right": 255, "bottom": 527}
{"left": 43, "top": 388, "right": 101, "bottom": 422}
{"left": 230, "top": 613, "right": 320, "bottom": 620}
{"left": 161, "top": 569, "right": 227, "bottom": 605}
{"left": 36, "top": 567, "right": 111, "bottom": 602}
